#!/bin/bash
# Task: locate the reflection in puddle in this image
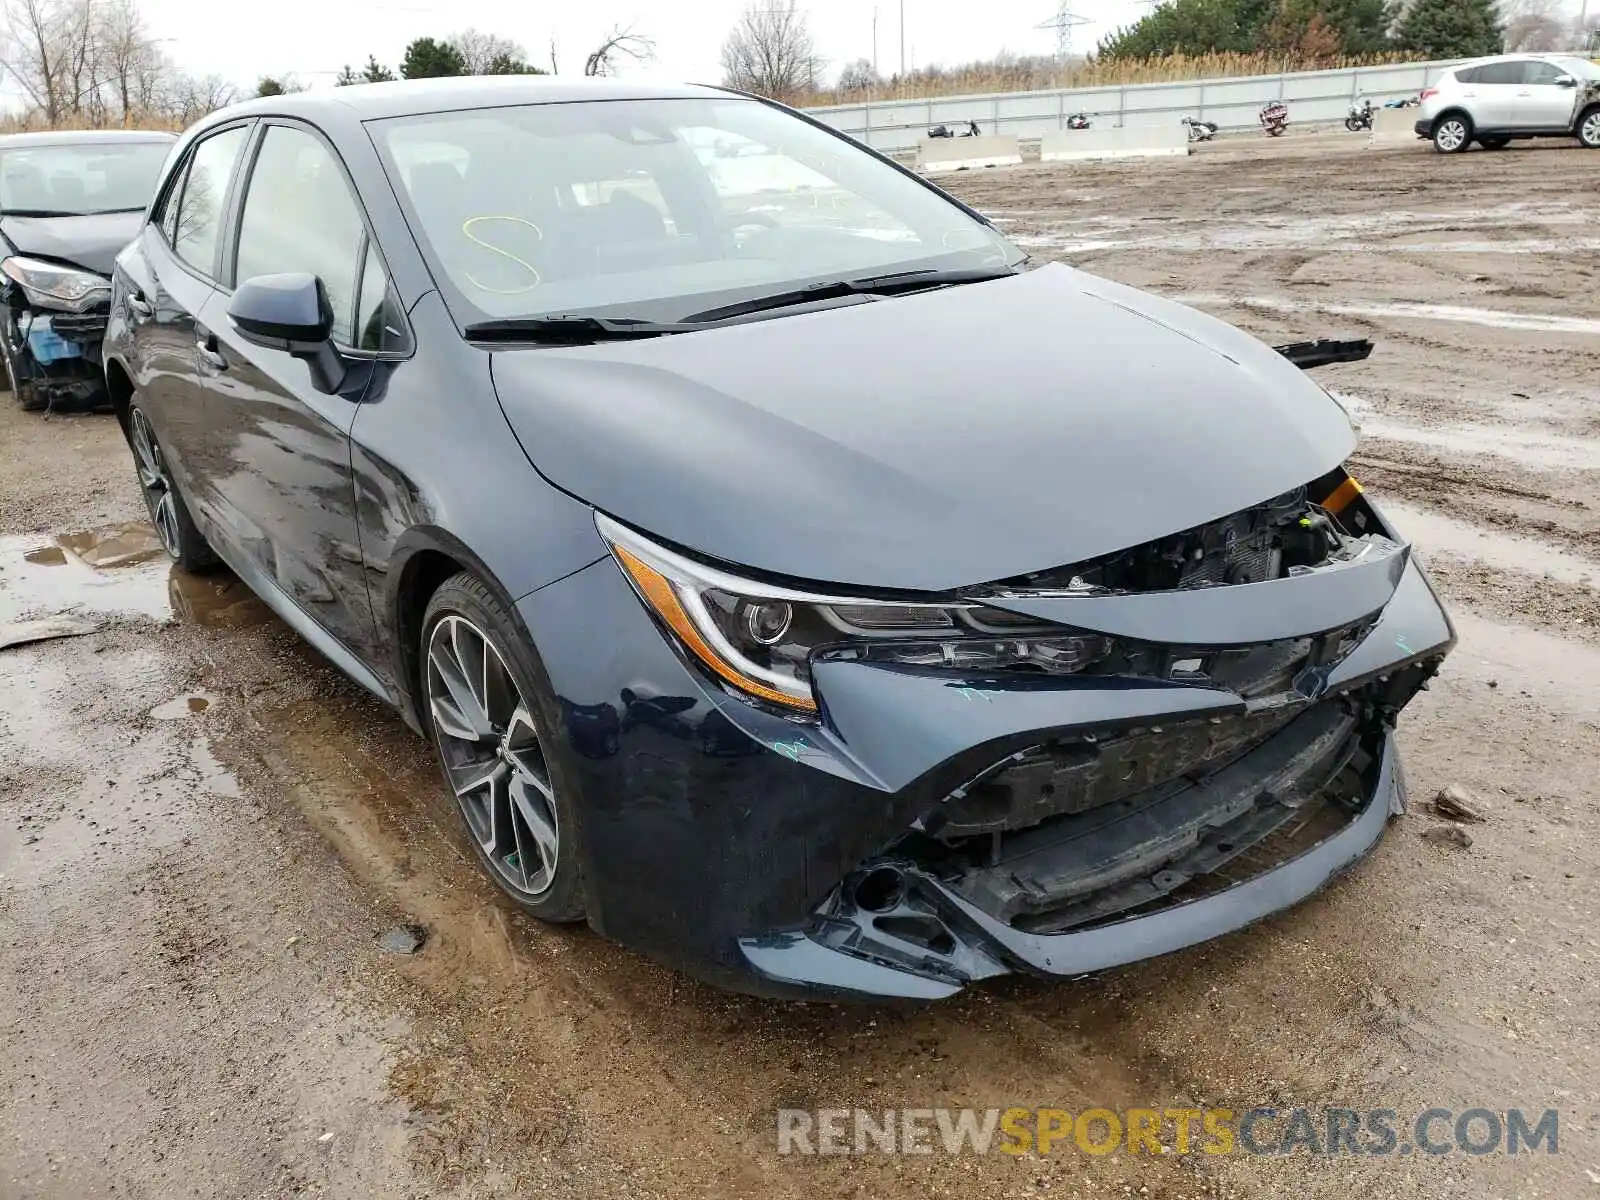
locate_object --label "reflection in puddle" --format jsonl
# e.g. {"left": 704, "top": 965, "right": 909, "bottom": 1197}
{"left": 167, "top": 572, "right": 273, "bottom": 630}
{"left": 0, "top": 523, "right": 274, "bottom": 630}
{"left": 57, "top": 523, "right": 166, "bottom": 569}
{"left": 0, "top": 531, "right": 172, "bottom": 622}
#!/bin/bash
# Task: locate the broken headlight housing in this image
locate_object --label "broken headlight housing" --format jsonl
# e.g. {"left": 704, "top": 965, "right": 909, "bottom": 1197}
{"left": 0, "top": 255, "right": 112, "bottom": 313}
{"left": 598, "top": 514, "right": 1110, "bottom": 715}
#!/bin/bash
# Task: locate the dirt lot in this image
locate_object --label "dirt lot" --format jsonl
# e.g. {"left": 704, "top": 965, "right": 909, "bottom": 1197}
{"left": 3, "top": 135, "right": 1599, "bottom": 1200}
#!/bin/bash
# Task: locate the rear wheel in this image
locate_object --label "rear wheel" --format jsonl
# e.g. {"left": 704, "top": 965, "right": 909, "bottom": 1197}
{"left": 128, "top": 403, "right": 218, "bottom": 572}
{"left": 1433, "top": 114, "right": 1471, "bottom": 153}
{"left": 422, "top": 573, "right": 587, "bottom": 924}
{"left": 1479, "top": 136, "right": 1510, "bottom": 150}
{"left": 1579, "top": 108, "right": 1600, "bottom": 149}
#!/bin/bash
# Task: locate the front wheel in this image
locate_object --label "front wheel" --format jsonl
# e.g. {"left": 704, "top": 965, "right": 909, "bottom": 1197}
{"left": 1345, "top": 117, "right": 1364, "bottom": 132}
{"left": 422, "top": 573, "right": 587, "bottom": 924}
{"left": 1578, "top": 108, "right": 1600, "bottom": 149}
{"left": 1433, "top": 115, "right": 1471, "bottom": 153}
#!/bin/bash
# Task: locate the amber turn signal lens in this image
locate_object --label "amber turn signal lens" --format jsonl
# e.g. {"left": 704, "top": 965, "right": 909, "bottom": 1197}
{"left": 611, "top": 544, "right": 819, "bottom": 712}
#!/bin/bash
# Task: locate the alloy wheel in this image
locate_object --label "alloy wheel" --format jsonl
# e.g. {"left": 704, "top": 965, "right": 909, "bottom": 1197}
{"left": 1581, "top": 111, "right": 1600, "bottom": 148}
{"left": 425, "top": 614, "right": 560, "bottom": 898}
{"left": 1435, "top": 119, "right": 1467, "bottom": 152}
{"left": 130, "top": 408, "right": 181, "bottom": 558}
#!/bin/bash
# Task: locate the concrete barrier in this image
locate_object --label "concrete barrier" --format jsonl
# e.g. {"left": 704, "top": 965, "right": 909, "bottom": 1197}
{"left": 1370, "top": 107, "right": 1425, "bottom": 147}
{"left": 1039, "top": 124, "right": 1191, "bottom": 163}
{"left": 916, "top": 135, "right": 1022, "bottom": 173}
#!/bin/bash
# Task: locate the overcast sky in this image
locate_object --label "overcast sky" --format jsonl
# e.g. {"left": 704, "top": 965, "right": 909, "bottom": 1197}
{"left": 134, "top": 0, "right": 1161, "bottom": 90}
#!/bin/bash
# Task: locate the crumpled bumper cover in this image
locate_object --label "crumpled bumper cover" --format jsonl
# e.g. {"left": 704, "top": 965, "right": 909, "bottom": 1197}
{"left": 740, "top": 730, "right": 1404, "bottom": 1000}
{"left": 518, "top": 498, "right": 1452, "bottom": 1001}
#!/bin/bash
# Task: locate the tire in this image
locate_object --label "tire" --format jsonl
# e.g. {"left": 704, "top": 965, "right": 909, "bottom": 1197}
{"left": 1479, "top": 137, "right": 1510, "bottom": 150}
{"left": 421, "top": 572, "right": 587, "bottom": 924}
{"left": 127, "top": 402, "right": 219, "bottom": 572}
{"left": 1345, "top": 117, "right": 1363, "bottom": 132}
{"left": 1, "top": 312, "right": 43, "bottom": 412}
{"left": 1578, "top": 107, "right": 1600, "bottom": 150}
{"left": 1432, "top": 113, "right": 1471, "bottom": 154}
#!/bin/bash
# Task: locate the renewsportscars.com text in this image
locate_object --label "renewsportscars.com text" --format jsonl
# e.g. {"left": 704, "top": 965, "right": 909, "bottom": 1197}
{"left": 776, "top": 1106, "right": 1559, "bottom": 1158}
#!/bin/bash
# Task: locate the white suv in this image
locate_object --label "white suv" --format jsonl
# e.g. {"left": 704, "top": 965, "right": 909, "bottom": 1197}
{"left": 1416, "top": 54, "right": 1600, "bottom": 153}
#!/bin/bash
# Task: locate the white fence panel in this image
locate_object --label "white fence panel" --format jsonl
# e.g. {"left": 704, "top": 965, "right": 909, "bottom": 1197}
{"left": 807, "top": 58, "right": 1467, "bottom": 152}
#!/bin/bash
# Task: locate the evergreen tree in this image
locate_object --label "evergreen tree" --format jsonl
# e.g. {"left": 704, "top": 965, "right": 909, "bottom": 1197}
{"left": 400, "top": 38, "right": 467, "bottom": 79}
{"left": 1393, "top": 0, "right": 1502, "bottom": 58}
{"left": 482, "top": 52, "right": 545, "bottom": 75}
{"left": 1099, "top": 0, "right": 1391, "bottom": 58}
{"left": 361, "top": 55, "right": 396, "bottom": 83}
{"left": 334, "top": 64, "right": 360, "bottom": 86}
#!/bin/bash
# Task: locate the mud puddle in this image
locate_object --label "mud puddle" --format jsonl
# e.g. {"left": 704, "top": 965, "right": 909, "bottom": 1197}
{"left": 0, "top": 522, "right": 274, "bottom": 631}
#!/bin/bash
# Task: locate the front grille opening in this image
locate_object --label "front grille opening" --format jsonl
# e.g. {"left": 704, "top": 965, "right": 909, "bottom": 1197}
{"left": 908, "top": 693, "right": 1403, "bottom": 936}
{"left": 872, "top": 914, "right": 956, "bottom": 956}
{"left": 995, "top": 485, "right": 1370, "bottom": 597}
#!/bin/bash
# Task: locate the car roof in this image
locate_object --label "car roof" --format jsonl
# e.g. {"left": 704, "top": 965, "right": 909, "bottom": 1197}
{"left": 203, "top": 75, "right": 731, "bottom": 127}
{"left": 0, "top": 129, "right": 178, "bottom": 148}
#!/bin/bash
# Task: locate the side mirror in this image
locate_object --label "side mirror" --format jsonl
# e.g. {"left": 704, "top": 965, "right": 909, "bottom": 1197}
{"left": 1555, "top": 74, "right": 1577, "bottom": 88}
{"left": 227, "top": 272, "right": 347, "bottom": 394}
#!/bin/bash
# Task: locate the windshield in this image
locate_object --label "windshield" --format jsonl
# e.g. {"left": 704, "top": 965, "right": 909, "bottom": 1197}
{"left": 1554, "top": 56, "right": 1600, "bottom": 80}
{"left": 373, "top": 97, "right": 1022, "bottom": 325}
{"left": 0, "top": 140, "right": 173, "bottom": 216}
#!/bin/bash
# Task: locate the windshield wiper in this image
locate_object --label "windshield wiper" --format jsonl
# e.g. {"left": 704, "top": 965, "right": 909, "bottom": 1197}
{"left": 0, "top": 208, "right": 72, "bottom": 218}
{"left": 678, "top": 265, "right": 1019, "bottom": 325}
{"left": 463, "top": 315, "right": 700, "bottom": 344}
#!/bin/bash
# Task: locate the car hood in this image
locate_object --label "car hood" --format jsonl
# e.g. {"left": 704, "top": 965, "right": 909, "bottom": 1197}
{"left": 492, "top": 263, "right": 1356, "bottom": 592}
{"left": 0, "top": 210, "right": 143, "bottom": 276}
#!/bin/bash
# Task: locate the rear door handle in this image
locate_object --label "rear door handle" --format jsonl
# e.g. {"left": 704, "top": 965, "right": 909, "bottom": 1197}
{"left": 195, "top": 329, "right": 227, "bottom": 372}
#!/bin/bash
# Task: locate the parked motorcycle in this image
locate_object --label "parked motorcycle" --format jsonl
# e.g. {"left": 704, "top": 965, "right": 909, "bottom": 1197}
{"left": 1259, "top": 101, "right": 1289, "bottom": 137}
{"left": 1182, "top": 116, "right": 1219, "bottom": 142}
{"left": 927, "top": 120, "right": 982, "bottom": 139}
{"left": 1066, "top": 112, "right": 1092, "bottom": 130}
{"left": 1345, "top": 97, "right": 1374, "bottom": 132}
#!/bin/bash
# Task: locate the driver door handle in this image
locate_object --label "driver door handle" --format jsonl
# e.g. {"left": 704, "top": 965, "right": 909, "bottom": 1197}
{"left": 196, "top": 328, "right": 227, "bottom": 372}
{"left": 127, "top": 288, "right": 152, "bottom": 319}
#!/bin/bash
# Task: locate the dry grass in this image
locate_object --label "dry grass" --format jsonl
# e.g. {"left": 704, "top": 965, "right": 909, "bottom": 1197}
{"left": 804, "top": 50, "right": 1409, "bottom": 108}
{"left": 0, "top": 112, "right": 183, "bottom": 135}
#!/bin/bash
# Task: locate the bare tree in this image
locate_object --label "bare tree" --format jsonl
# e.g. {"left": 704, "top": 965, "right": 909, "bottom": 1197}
{"left": 584, "top": 24, "right": 654, "bottom": 76}
{"left": 837, "top": 56, "right": 879, "bottom": 93}
{"left": 162, "top": 72, "right": 235, "bottom": 125}
{"left": 448, "top": 28, "right": 527, "bottom": 74}
{"left": 1, "top": 0, "right": 68, "bottom": 124}
{"left": 720, "top": 0, "right": 821, "bottom": 101}
{"left": 1501, "top": 0, "right": 1568, "bottom": 50}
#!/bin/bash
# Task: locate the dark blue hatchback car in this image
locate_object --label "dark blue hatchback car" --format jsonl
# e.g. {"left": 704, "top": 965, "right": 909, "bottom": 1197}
{"left": 104, "top": 77, "right": 1453, "bottom": 1000}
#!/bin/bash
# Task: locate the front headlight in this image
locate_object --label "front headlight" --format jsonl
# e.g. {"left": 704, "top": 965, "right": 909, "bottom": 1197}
{"left": 598, "top": 515, "right": 1111, "bottom": 715}
{"left": 0, "top": 256, "right": 112, "bottom": 312}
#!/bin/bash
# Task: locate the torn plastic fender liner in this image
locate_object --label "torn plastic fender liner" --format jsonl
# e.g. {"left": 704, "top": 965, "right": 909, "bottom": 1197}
{"left": 980, "top": 539, "right": 1410, "bottom": 647}
{"left": 811, "top": 665, "right": 1242, "bottom": 795}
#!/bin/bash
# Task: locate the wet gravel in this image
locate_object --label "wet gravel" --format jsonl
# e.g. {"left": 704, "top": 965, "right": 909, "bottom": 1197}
{"left": 3, "top": 135, "right": 1599, "bottom": 1199}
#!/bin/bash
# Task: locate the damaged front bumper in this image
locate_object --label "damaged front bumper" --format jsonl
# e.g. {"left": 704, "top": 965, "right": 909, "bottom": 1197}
{"left": 517, "top": 492, "right": 1453, "bottom": 1001}
{"left": 4, "top": 301, "right": 111, "bottom": 408}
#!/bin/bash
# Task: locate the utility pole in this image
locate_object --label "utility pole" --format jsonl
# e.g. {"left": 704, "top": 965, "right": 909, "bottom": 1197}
{"left": 899, "top": 0, "right": 906, "bottom": 78}
{"left": 872, "top": 6, "right": 878, "bottom": 77}
{"left": 1036, "top": 3, "right": 1089, "bottom": 81}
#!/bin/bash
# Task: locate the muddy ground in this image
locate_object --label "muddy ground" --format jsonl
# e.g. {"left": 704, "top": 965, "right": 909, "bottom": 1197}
{"left": 3, "top": 136, "right": 1598, "bottom": 1200}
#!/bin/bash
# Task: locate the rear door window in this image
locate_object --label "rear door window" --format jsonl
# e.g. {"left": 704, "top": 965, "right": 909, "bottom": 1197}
{"left": 171, "top": 126, "right": 250, "bottom": 278}
{"left": 1476, "top": 62, "right": 1524, "bottom": 85}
